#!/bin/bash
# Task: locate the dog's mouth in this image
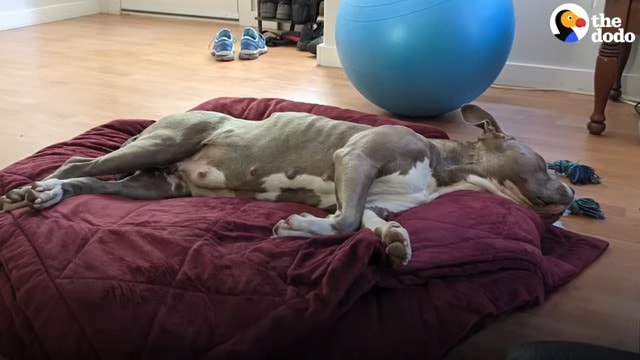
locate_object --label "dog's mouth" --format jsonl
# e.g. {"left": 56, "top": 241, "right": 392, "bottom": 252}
{"left": 537, "top": 203, "right": 568, "bottom": 214}
{"left": 532, "top": 197, "right": 570, "bottom": 222}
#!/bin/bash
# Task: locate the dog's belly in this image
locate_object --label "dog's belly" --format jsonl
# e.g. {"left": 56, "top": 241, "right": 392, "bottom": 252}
{"left": 174, "top": 158, "right": 337, "bottom": 209}
{"left": 253, "top": 173, "right": 336, "bottom": 209}
{"left": 171, "top": 112, "right": 370, "bottom": 208}
{"left": 176, "top": 160, "right": 436, "bottom": 213}
{"left": 173, "top": 156, "right": 436, "bottom": 214}
{"left": 173, "top": 149, "right": 436, "bottom": 213}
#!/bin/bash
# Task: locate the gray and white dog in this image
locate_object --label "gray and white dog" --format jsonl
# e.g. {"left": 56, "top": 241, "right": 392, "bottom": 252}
{"left": 0, "top": 104, "right": 574, "bottom": 267}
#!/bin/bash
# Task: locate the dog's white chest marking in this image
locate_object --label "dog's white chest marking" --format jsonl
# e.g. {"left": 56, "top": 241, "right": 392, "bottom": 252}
{"left": 366, "top": 159, "right": 436, "bottom": 213}
{"left": 255, "top": 173, "right": 336, "bottom": 208}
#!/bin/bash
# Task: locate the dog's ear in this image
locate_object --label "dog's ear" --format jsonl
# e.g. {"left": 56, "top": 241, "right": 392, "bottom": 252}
{"left": 460, "top": 104, "right": 504, "bottom": 134}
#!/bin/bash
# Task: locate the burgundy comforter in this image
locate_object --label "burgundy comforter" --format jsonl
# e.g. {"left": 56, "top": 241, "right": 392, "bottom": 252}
{"left": 0, "top": 97, "right": 608, "bottom": 360}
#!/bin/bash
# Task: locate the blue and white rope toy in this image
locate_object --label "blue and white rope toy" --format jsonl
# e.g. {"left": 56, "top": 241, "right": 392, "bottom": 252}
{"left": 547, "top": 160, "right": 605, "bottom": 219}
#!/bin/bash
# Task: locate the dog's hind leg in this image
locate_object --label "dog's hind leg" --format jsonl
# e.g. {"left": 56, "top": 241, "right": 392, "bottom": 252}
{"left": 361, "top": 208, "right": 411, "bottom": 268}
{"left": 2, "top": 117, "right": 211, "bottom": 211}
{"left": 47, "top": 112, "right": 221, "bottom": 180}
{"left": 49, "top": 134, "right": 201, "bottom": 181}
{"left": 1, "top": 169, "right": 190, "bottom": 212}
{"left": 1, "top": 112, "right": 226, "bottom": 212}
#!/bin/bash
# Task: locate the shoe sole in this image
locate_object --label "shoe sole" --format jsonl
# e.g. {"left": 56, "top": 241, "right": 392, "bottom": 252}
{"left": 296, "top": 41, "right": 310, "bottom": 51}
{"left": 239, "top": 48, "right": 268, "bottom": 60}
{"left": 212, "top": 50, "right": 234, "bottom": 61}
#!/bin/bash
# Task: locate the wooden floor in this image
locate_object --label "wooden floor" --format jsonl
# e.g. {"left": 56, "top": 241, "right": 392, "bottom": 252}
{"left": 0, "top": 14, "right": 638, "bottom": 358}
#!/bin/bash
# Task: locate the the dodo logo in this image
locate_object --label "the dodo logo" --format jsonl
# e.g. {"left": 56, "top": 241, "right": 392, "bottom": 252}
{"left": 550, "top": 3, "right": 589, "bottom": 43}
{"left": 550, "top": 3, "right": 636, "bottom": 43}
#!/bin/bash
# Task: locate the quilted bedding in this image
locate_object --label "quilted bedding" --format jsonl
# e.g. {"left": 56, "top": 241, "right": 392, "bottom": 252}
{"left": 0, "top": 97, "right": 608, "bottom": 360}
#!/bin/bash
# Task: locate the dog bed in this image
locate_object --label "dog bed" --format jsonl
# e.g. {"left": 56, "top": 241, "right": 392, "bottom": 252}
{"left": 0, "top": 97, "right": 608, "bottom": 360}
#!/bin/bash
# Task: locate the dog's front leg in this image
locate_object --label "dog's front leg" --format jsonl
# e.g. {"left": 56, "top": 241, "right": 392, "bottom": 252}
{"left": 273, "top": 148, "right": 378, "bottom": 237}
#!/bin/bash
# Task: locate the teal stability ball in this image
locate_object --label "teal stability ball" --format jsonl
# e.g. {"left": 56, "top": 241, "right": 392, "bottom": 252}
{"left": 336, "top": 0, "right": 515, "bottom": 117}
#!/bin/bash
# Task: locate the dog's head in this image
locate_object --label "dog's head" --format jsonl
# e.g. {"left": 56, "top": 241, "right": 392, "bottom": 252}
{"left": 460, "top": 104, "right": 574, "bottom": 221}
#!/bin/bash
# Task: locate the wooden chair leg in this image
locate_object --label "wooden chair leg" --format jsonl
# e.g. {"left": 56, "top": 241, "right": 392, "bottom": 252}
{"left": 589, "top": 42, "right": 621, "bottom": 135}
{"left": 609, "top": 42, "right": 632, "bottom": 101}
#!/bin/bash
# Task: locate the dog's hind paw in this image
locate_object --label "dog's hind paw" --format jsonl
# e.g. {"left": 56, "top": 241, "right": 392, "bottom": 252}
{"left": 1, "top": 187, "right": 31, "bottom": 212}
{"left": 0, "top": 179, "right": 64, "bottom": 212}
{"left": 380, "top": 222, "right": 412, "bottom": 268}
{"left": 1, "top": 195, "right": 27, "bottom": 212}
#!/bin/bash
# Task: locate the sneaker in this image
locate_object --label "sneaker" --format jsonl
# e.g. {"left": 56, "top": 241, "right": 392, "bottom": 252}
{"left": 210, "top": 28, "right": 235, "bottom": 61}
{"left": 239, "top": 27, "right": 268, "bottom": 60}
{"left": 297, "top": 22, "right": 323, "bottom": 51}
{"left": 276, "top": 0, "right": 292, "bottom": 20}
{"left": 260, "top": 0, "right": 277, "bottom": 18}
{"left": 307, "top": 35, "right": 323, "bottom": 55}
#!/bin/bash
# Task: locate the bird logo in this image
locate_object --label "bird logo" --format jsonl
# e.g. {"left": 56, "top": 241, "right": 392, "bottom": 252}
{"left": 550, "top": 4, "right": 590, "bottom": 43}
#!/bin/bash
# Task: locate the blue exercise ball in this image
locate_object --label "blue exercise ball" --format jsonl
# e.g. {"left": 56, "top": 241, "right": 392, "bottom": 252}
{"left": 336, "top": 0, "right": 515, "bottom": 117}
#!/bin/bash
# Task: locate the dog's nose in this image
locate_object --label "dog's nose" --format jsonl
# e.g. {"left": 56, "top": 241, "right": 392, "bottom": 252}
{"left": 564, "top": 183, "right": 575, "bottom": 196}
{"left": 559, "top": 183, "right": 575, "bottom": 203}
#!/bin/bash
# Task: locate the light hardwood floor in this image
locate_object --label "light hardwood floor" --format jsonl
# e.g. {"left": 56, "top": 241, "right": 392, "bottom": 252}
{"left": 0, "top": 14, "right": 638, "bottom": 358}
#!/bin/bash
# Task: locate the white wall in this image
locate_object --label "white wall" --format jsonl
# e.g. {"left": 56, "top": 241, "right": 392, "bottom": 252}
{"left": 318, "top": 0, "right": 640, "bottom": 100}
{"left": 0, "top": 0, "right": 101, "bottom": 31}
{"left": 0, "top": 1, "right": 269, "bottom": 32}
{"left": 316, "top": 0, "right": 340, "bottom": 68}
{"left": 100, "top": 0, "right": 120, "bottom": 15}
{"left": 497, "top": 0, "right": 640, "bottom": 100}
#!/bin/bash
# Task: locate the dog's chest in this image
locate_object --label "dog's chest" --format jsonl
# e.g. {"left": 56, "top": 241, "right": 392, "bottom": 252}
{"left": 366, "top": 159, "right": 437, "bottom": 212}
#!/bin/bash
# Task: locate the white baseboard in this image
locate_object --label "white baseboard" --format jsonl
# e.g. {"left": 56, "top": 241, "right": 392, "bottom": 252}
{"left": 0, "top": 1, "right": 101, "bottom": 31}
{"left": 316, "top": 43, "right": 341, "bottom": 68}
{"left": 316, "top": 45, "right": 640, "bottom": 101}
{"left": 496, "top": 62, "right": 594, "bottom": 93}
{"left": 496, "top": 61, "right": 640, "bottom": 101}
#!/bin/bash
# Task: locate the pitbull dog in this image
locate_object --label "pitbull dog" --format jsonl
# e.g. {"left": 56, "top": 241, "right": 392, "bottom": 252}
{"left": 0, "top": 104, "right": 574, "bottom": 267}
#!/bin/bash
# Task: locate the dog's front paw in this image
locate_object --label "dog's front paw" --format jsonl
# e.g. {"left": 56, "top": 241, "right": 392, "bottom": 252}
{"left": 272, "top": 213, "right": 337, "bottom": 237}
{"left": 272, "top": 218, "right": 291, "bottom": 236}
{"left": 272, "top": 214, "right": 313, "bottom": 237}
{"left": 380, "top": 222, "right": 412, "bottom": 268}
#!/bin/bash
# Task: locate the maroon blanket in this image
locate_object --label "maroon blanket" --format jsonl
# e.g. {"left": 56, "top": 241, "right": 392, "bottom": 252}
{"left": 0, "top": 97, "right": 608, "bottom": 360}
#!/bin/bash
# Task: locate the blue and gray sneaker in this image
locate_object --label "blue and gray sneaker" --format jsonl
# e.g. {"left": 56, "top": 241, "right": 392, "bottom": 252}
{"left": 210, "top": 28, "right": 236, "bottom": 61}
{"left": 239, "top": 27, "right": 268, "bottom": 60}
